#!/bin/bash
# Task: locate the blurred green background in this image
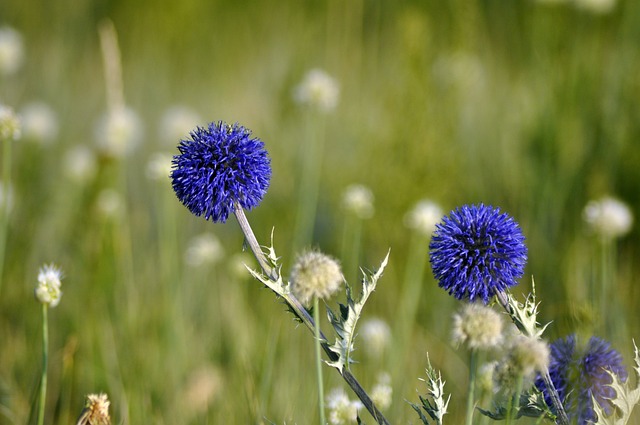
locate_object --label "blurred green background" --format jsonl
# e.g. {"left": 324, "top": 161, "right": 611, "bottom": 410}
{"left": 1, "top": 0, "right": 639, "bottom": 423}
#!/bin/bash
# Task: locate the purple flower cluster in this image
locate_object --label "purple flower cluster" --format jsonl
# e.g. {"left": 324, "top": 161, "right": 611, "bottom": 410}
{"left": 429, "top": 204, "right": 527, "bottom": 304}
{"left": 171, "top": 121, "right": 271, "bottom": 223}
{"left": 538, "top": 334, "right": 628, "bottom": 424}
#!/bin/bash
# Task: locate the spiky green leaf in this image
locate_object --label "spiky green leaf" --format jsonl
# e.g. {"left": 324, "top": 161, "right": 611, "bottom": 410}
{"left": 326, "top": 251, "right": 390, "bottom": 372}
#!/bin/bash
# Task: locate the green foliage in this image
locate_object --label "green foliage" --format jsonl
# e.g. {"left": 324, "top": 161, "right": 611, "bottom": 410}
{"left": 410, "top": 358, "right": 450, "bottom": 425}
{"left": 326, "top": 251, "right": 390, "bottom": 372}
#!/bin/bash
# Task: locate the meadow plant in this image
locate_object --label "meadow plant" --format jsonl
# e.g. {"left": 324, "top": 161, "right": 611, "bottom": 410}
{"left": 0, "top": 104, "right": 20, "bottom": 296}
{"left": 171, "top": 120, "right": 391, "bottom": 424}
{"left": 340, "top": 183, "right": 374, "bottom": 285}
{"left": 0, "top": 27, "right": 23, "bottom": 76}
{"left": 291, "top": 69, "right": 339, "bottom": 252}
{"left": 19, "top": 101, "right": 59, "bottom": 145}
{"left": 34, "top": 264, "right": 63, "bottom": 425}
{"left": 76, "top": 393, "right": 111, "bottom": 425}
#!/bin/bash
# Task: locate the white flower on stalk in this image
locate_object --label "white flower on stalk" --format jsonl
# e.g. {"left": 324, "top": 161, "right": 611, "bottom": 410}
{"left": 290, "top": 250, "right": 343, "bottom": 305}
{"left": 19, "top": 102, "right": 59, "bottom": 145}
{"left": 404, "top": 199, "right": 443, "bottom": 236}
{"left": 341, "top": 184, "right": 374, "bottom": 219}
{"left": 35, "top": 264, "right": 63, "bottom": 307}
{"left": 95, "top": 107, "right": 143, "bottom": 158}
{"left": 326, "top": 387, "right": 362, "bottom": 425}
{"left": 370, "top": 373, "right": 392, "bottom": 411}
{"left": 452, "top": 303, "right": 503, "bottom": 350}
{"left": 145, "top": 152, "right": 173, "bottom": 181}
{"left": 96, "top": 189, "right": 123, "bottom": 219}
{"left": 185, "top": 233, "right": 225, "bottom": 267}
{"left": 293, "top": 69, "right": 340, "bottom": 112}
{"left": 159, "top": 105, "right": 201, "bottom": 145}
{"left": 64, "top": 145, "right": 97, "bottom": 183}
{"left": 0, "top": 104, "right": 21, "bottom": 141}
{"left": 574, "top": 0, "right": 616, "bottom": 14}
{"left": 360, "top": 318, "right": 391, "bottom": 359}
{"left": 583, "top": 196, "right": 633, "bottom": 240}
{"left": 0, "top": 27, "right": 24, "bottom": 76}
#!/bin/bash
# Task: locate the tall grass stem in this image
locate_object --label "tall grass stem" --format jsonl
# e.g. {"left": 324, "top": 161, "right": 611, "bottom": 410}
{"left": 465, "top": 349, "right": 477, "bottom": 425}
{"left": 0, "top": 138, "right": 11, "bottom": 296}
{"left": 313, "top": 297, "right": 326, "bottom": 425}
{"left": 37, "top": 304, "right": 49, "bottom": 425}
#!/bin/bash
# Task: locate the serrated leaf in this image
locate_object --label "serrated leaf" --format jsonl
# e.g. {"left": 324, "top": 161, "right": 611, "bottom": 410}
{"left": 504, "top": 279, "right": 550, "bottom": 339}
{"left": 410, "top": 358, "right": 450, "bottom": 425}
{"left": 326, "top": 251, "right": 390, "bottom": 372}
{"left": 592, "top": 341, "right": 640, "bottom": 425}
{"left": 477, "top": 389, "right": 553, "bottom": 421}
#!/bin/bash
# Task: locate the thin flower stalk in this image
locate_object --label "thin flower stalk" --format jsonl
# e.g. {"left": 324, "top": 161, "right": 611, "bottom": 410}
{"left": 314, "top": 296, "right": 326, "bottom": 425}
{"left": 37, "top": 304, "right": 49, "bottom": 425}
{"left": 466, "top": 349, "right": 478, "bottom": 425}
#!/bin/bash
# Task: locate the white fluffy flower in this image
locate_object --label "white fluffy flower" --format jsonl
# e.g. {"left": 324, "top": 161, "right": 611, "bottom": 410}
{"left": 583, "top": 196, "right": 633, "bottom": 240}
{"left": 146, "top": 152, "right": 173, "bottom": 181}
{"left": 326, "top": 388, "right": 362, "bottom": 425}
{"left": 64, "top": 145, "right": 97, "bottom": 183}
{"left": 0, "top": 27, "right": 24, "bottom": 76}
{"left": 20, "top": 102, "right": 59, "bottom": 145}
{"left": 290, "top": 250, "right": 343, "bottom": 305}
{"left": 0, "top": 104, "right": 21, "bottom": 141}
{"left": 185, "top": 233, "right": 225, "bottom": 267}
{"left": 360, "top": 318, "right": 391, "bottom": 358}
{"left": 96, "top": 189, "right": 123, "bottom": 219}
{"left": 159, "top": 105, "right": 201, "bottom": 145}
{"left": 452, "top": 303, "right": 503, "bottom": 350}
{"left": 293, "top": 69, "right": 340, "bottom": 112}
{"left": 35, "top": 264, "right": 63, "bottom": 307}
{"left": 574, "top": 0, "right": 616, "bottom": 14}
{"left": 95, "top": 107, "right": 143, "bottom": 158}
{"left": 404, "top": 199, "right": 443, "bottom": 236}
{"left": 341, "top": 184, "right": 374, "bottom": 219}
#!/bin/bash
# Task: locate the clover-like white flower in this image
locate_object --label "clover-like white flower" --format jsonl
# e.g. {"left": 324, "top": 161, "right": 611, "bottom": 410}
{"left": 35, "top": 264, "right": 63, "bottom": 307}
{"left": 341, "top": 184, "right": 374, "bottom": 219}
{"left": 0, "top": 27, "right": 24, "bottom": 76}
{"left": 452, "top": 303, "right": 503, "bottom": 350}
{"left": 583, "top": 196, "right": 633, "bottom": 240}
{"left": 290, "top": 250, "right": 343, "bottom": 305}
{"left": 293, "top": 69, "right": 340, "bottom": 112}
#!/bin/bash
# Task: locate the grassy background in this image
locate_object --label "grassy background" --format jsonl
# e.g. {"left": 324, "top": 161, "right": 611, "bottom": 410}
{"left": 1, "top": 0, "right": 639, "bottom": 423}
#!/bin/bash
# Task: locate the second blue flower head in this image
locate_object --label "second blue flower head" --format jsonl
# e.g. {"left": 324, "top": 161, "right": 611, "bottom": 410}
{"left": 429, "top": 204, "right": 528, "bottom": 304}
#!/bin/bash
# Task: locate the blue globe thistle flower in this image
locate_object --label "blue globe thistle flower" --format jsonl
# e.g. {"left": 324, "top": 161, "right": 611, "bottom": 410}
{"left": 429, "top": 204, "right": 527, "bottom": 304}
{"left": 536, "top": 334, "right": 628, "bottom": 424}
{"left": 171, "top": 121, "right": 271, "bottom": 223}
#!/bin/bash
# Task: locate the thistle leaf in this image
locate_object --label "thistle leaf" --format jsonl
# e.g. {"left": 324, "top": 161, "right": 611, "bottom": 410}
{"left": 504, "top": 278, "right": 550, "bottom": 339}
{"left": 326, "top": 251, "right": 390, "bottom": 372}
{"left": 410, "top": 357, "right": 450, "bottom": 425}
{"left": 245, "top": 232, "right": 288, "bottom": 297}
{"left": 477, "top": 388, "right": 554, "bottom": 421}
{"left": 592, "top": 340, "right": 640, "bottom": 425}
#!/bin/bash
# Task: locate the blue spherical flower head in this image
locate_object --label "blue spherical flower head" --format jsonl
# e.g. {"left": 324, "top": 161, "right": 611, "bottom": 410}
{"left": 171, "top": 121, "right": 271, "bottom": 223}
{"left": 429, "top": 204, "right": 527, "bottom": 304}
{"left": 536, "top": 335, "right": 628, "bottom": 424}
